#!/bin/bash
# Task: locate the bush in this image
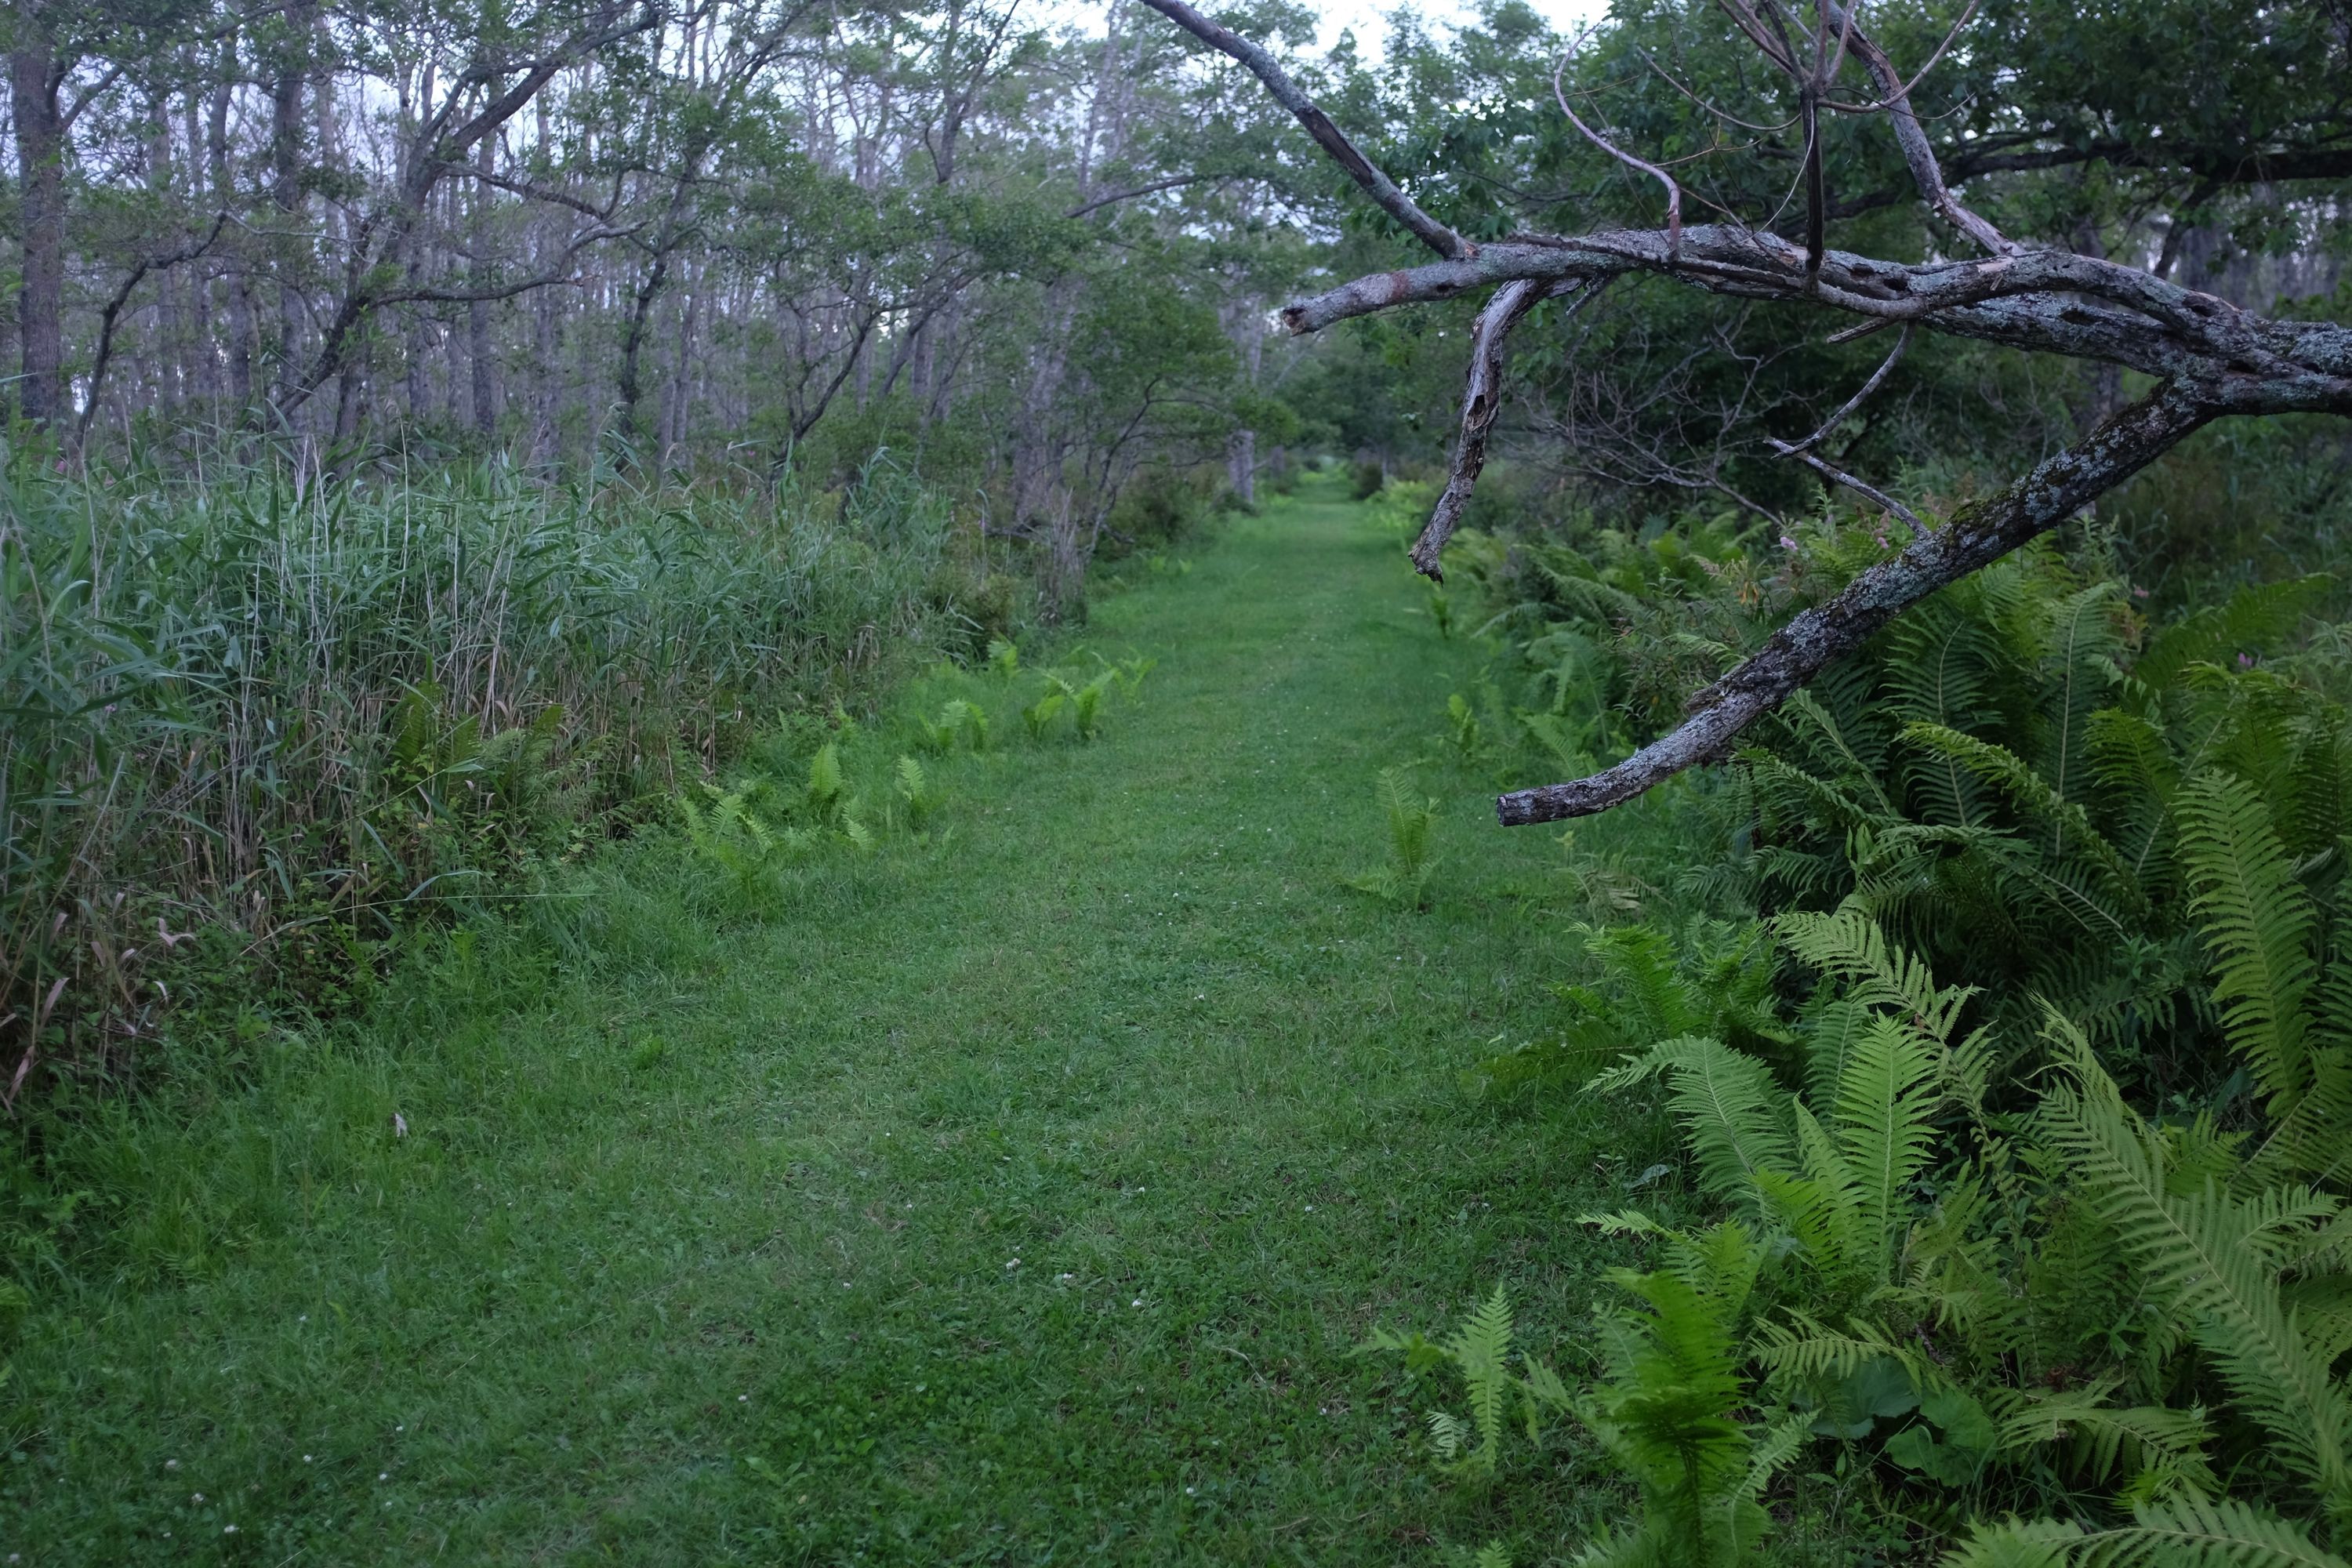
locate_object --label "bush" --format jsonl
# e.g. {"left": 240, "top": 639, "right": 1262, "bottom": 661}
{"left": 0, "top": 449, "right": 974, "bottom": 1098}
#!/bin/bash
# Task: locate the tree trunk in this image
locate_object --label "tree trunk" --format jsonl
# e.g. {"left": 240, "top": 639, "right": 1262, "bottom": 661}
{"left": 468, "top": 135, "right": 499, "bottom": 441}
{"left": 207, "top": 70, "right": 256, "bottom": 415}
{"left": 268, "top": 0, "right": 317, "bottom": 424}
{"left": 11, "top": 33, "right": 67, "bottom": 430}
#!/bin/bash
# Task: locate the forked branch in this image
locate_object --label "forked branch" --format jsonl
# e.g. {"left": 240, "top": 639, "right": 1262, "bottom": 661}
{"left": 1138, "top": 5, "right": 2352, "bottom": 824}
{"left": 1498, "top": 382, "right": 2217, "bottom": 822}
{"left": 1135, "top": 0, "right": 1472, "bottom": 261}
{"left": 1412, "top": 278, "right": 1597, "bottom": 579}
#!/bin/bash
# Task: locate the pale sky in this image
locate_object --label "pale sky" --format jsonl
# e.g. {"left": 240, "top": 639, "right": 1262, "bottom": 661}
{"left": 1049, "top": 0, "right": 1614, "bottom": 60}
{"left": 1309, "top": 0, "right": 1612, "bottom": 58}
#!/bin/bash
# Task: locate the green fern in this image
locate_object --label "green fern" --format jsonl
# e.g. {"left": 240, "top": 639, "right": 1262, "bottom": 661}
{"left": 1365, "top": 1285, "right": 1570, "bottom": 1481}
{"left": 805, "top": 741, "right": 846, "bottom": 815}
{"left": 1946, "top": 1497, "right": 2350, "bottom": 1568}
{"left": 1022, "top": 688, "right": 1066, "bottom": 742}
{"left": 895, "top": 754, "right": 942, "bottom": 829}
{"left": 2040, "top": 1030, "right": 2352, "bottom": 1512}
{"left": 1347, "top": 768, "right": 1440, "bottom": 910}
{"left": 2176, "top": 775, "right": 2321, "bottom": 1127}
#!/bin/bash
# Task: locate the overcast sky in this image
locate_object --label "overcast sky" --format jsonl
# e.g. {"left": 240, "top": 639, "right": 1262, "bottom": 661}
{"left": 1307, "top": 0, "right": 1611, "bottom": 57}
{"left": 1047, "top": 0, "right": 1613, "bottom": 60}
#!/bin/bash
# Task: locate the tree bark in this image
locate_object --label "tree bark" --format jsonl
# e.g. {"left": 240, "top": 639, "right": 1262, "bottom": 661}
{"left": 267, "top": 0, "right": 318, "bottom": 423}
{"left": 208, "top": 67, "right": 256, "bottom": 414}
{"left": 11, "top": 31, "right": 67, "bottom": 430}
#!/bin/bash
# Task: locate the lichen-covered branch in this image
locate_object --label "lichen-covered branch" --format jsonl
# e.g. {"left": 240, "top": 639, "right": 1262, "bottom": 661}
{"left": 1495, "top": 382, "right": 2219, "bottom": 823}
{"left": 1279, "top": 230, "right": 2352, "bottom": 397}
{"left": 1410, "top": 278, "right": 1594, "bottom": 580}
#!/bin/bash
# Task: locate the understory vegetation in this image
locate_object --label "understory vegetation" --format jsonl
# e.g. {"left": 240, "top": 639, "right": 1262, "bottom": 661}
{"left": 6, "top": 0, "right": 2351, "bottom": 1559}
{"left": 1363, "top": 459, "right": 2352, "bottom": 1564}
{"left": 1, "top": 450, "right": 1014, "bottom": 1098}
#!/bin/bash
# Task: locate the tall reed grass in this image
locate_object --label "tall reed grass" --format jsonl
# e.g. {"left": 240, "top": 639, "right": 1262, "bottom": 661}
{"left": 1, "top": 448, "right": 987, "bottom": 1102}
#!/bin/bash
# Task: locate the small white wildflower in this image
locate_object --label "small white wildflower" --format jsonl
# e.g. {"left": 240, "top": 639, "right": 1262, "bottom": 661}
{"left": 739, "top": 1394, "right": 750, "bottom": 1402}
{"left": 223, "top": 1524, "right": 238, "bottom": 1534}
{"left": 165, "top": 1459, "right": 179, "bottom": 1469}
{"left": 1057, "top": 1272, "right": 1074, "bottom": 1283}
{"left": 1005, "top": 1258, "right": 1020, "bottom": 1270}
{"left": 1185, "top": 1486, "right": 1196, "bottom": 1495}
{"left": 1131, "top": 1298, "right": 1144, "bottom": 1308}
{"left": 193, "top": 1493, "right": 205, "bottom": 1503}
{"left": 1305, "top": 1204, "right": 1314, "bottom": 1211}
{"left": 379, "top": 1472, "right": 389, "bottom": 1481}
{"left": 297, "top": 1314, "right": 307, "bottom": 1323}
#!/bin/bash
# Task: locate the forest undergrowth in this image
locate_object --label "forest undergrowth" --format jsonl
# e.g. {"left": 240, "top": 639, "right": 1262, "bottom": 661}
{"left": 0, "top": 473, "right": 1709, "bottom": 1564}
{"left": 13, "top": 466, "right": 2344, "bottom": 1566}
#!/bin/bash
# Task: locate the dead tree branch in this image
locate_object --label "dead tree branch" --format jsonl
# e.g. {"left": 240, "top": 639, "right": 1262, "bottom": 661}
{"left": 1414, "top": 278, "right": 1596, "bottom": 579}
{"left": 1138, "top": 5, "right": 2352, "bottom": 824}
{"left": 1134, "top": 0, "right": 1471, "bottom": 260}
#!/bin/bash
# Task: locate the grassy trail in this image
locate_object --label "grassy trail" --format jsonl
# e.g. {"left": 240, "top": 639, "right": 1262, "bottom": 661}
{"left": 10, "top": 477, "right": 1650, "bottom": 1563}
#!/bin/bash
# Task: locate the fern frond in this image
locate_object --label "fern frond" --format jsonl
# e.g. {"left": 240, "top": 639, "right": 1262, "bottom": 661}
{"left": 2069, "top": 1497, "right": 2350, "bottom": 1568}
{"left": 1830, "top": 1014, "right": 1943, "bottom": 1279}
{"left": 1900, "top": 722, "right": 2140, "bottom": 906}
{"left": 2042, "top": 1047, "right": 2352, "bottom": 1502}
{"left": 1591, "top": 1036, "right": 1795, "bottom": 1217}
{"left": 2177, "top": 774, "right": 2318, "bottom": 1119}
{"left": 1988, "top": 1383, "right": 2219, "bottom": 1497}
{"left": 1775, "top": 902, "right": 1976, "bottom": 1044}
{"left": 1446, "top": 1285, "right": 1515, "bottom": 1473}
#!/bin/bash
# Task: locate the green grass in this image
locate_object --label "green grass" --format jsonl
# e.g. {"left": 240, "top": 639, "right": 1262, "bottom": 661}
{"left": 2, "top": 475, "right": 1722, "bottom": 1563}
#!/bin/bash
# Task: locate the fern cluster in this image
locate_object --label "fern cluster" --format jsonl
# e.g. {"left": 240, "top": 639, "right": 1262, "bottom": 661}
{"left": 675, "top": 641, "right": 1159, "bottom": 901}
{"left": 1537, "top": 901, "right": 2352, "bottom": 1565}
{"left": 1740, "top": 555, "right": 2346, "bottom": 1100}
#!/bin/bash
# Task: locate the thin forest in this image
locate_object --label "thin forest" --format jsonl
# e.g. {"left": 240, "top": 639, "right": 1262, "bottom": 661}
{"left": 4, "top": 0, "right": 2352, "bottom": 1563}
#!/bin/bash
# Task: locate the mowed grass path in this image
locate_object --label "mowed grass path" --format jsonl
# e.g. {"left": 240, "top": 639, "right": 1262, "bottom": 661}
{"left": 9, "top": 478, "right": 1662, "bottom": 1563}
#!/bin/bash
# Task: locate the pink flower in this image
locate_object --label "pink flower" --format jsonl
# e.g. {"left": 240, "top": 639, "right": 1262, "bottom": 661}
{"left": 1778, "top": 534, "right": 1798, "bottom": 551}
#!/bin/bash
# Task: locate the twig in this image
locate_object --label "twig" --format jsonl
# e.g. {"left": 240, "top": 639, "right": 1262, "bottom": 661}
{"left": 1553, "top": 33, "right": 1682, "bottom": 255}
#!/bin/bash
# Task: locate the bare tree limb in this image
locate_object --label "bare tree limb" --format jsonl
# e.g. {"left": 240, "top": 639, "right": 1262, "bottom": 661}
{"left": 1134, "top": 0, "right": 1472, "bottom": 260}
{"left": 76, "top": 212, "right": 230, "bottom": 446}
{"left": 1817, "top": 0, "right": 2013, "bottom": 256}
{"left": 1552, "top": 36, "right": 1681, "bottom": 254}
{"left": 1276, "top": 230, "right": 2352, "bottom": 394}
{"left": 1767, "top": 441, "right": 1928, "bottom": 536}
{"left": 1065, "top": 173, "right": 1221, "bottom": 220}
{"left": 1412, "top": 278, "right": 1596, "bottom": 579}
{"left": 1783, "top": 322, "right": 1909, "bottom": 452}
{"left": 1497, "top": 380, "right": 2220, "bottom": 823}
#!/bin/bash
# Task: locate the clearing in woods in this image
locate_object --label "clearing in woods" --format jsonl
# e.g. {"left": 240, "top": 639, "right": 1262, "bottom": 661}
{"left": 9, "top": 475, "right": 1678, "bottom": 1562}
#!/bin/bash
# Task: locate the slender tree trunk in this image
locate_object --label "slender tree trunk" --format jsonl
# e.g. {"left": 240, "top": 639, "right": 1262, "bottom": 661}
{"left": 268, "top": 0, "right": 318, "bottom": 424}
{"left": 11, "top": 32, "right": 67, "bottom": 430}
{"left": 183, "top": 84, "right": 215, "bottom": 406}
{"left": 531, "top": 98, "right": 562, "bottom": 464}
{"left": 208, "top": 70, "right": 256, "bottom": 414}
{"left": 468, "top": 135, "right": 499, "bottom": 441}
{"left": 149, "top": 102, "right": 185, "bottom": 416}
